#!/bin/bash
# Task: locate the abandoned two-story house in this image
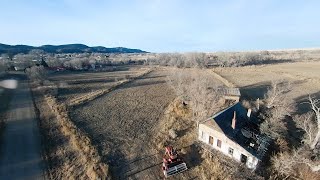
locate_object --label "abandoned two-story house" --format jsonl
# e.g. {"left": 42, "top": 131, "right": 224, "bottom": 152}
{"left": 198, "top": 102, "right": 270, "bottom": 169}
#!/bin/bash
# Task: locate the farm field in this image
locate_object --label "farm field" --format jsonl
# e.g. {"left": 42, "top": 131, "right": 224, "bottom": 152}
{"left": 49, "top": 66, "right": 146, "bottom": 102}
{"left": 214, "top": 61, "right": 320, "bottom": 113}
{"left": 70, "top": 68, "right": 176, "bottom": 179}
{"left": 47, "top": 62, "right": 320, "bottom": 179}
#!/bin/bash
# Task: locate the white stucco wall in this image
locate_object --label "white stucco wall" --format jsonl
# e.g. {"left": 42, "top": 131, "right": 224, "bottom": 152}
{"left": 199, "top": 125, "right": 259, "bottom": 169}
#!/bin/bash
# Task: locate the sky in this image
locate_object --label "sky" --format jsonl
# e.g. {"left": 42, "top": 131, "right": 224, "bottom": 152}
{"left": 1, "top": 0, "right": 320, "bottom": 52}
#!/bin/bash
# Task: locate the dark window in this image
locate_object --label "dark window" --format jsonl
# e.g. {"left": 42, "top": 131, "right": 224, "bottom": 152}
{"left": 241, "top": 154, "right": 247, "bottom": 163}
{"left": 209, "top": 136, "right": 214, "bottom": 145}
{"left": 228, "top": 147, "right": 234, "bottom": 156}
{"left": 217, "top": 139, "right": 222, "bottom": 148}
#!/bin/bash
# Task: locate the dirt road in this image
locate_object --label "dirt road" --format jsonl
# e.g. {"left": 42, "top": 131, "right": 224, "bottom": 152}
{"left": 0, "top": 73, "right": 44, "bottom": 180}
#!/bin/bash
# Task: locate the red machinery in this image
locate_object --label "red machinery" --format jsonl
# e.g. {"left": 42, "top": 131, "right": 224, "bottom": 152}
{"left": 162, "top": 146, "right": 188, "bottom": 178}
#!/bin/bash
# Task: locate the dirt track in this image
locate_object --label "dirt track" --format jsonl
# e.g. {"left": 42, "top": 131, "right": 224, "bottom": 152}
{"left": 71, "top": 69, "right": 175, "bottom": 179}
{"left": 0, "top": 73, "right": 44, "bottom": 180}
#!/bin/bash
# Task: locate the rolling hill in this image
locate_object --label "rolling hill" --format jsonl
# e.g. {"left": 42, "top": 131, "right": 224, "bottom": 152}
{"left": 0, "top": 43, "right": 148, "bottom": 55}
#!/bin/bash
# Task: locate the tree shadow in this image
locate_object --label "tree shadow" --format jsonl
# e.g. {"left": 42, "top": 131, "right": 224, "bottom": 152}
{"left": 138, "top": 75, "right": 166, "bottom": 80}
{"left": 117, "top": 80, "right": 166, "bottom": 90}
{"left": 239, "top": 82, "right": 270, "bottom": 101}
{"left": 182, "top": 144, "right": 203, "bottom": 169}
{"left": 294, "top": 91, "right": 320, "bottom": 115}
{"left": 284, "top": 91, "right": 320, "bottom": 149}
{"left": 243, "top": 59, "right": 293, "bottom": 66}
{"left": 284, "top": 115, "right": 303, "bottom": 149}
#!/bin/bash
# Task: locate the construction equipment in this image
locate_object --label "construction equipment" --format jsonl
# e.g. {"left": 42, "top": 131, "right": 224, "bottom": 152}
{"left": 162, "top": 146, "right": 188, "bottom": 178}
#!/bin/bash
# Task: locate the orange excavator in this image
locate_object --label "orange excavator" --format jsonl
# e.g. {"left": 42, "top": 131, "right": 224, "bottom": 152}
{"left": 162, "top": 146, "right": 188, "bottom": 178}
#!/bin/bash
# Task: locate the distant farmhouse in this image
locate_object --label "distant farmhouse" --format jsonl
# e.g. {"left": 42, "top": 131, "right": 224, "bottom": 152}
{"left": 198, "top": 89, "right": 270, "bottom": 169}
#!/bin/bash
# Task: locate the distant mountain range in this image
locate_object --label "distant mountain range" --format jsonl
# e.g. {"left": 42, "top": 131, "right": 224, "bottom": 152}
{"left": 0, "top": 43, "right": 148, "bottom": 55}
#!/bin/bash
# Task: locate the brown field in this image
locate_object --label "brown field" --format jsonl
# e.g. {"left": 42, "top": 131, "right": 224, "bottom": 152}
{"left": 43, "top": 61, "right": 320, "bottom": 179}
{"left": 49, "top": 66, "right": 146, "bottom": 102}
{"left": 70, "top": 69, "right": 176, "bottom": 179}
{"left": 214, "top": 61, "right": 320, "bottom": 113}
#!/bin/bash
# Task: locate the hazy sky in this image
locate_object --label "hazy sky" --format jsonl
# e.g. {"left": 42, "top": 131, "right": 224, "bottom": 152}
{"left": 1, "top": 0, "right": 320, "bottom": 52}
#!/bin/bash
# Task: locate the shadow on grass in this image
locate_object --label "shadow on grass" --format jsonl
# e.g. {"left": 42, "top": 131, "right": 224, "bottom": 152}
{"left": 239, "top": 82, "right": 270, "bottom": 101}
{"left": 294, "top": 91, "right": 320, "bottom": 115}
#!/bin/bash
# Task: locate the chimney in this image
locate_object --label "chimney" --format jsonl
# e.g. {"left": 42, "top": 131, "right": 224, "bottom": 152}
{"left": 231, "top": 111, "right": 236, "bottom": 129}
{"left": 247, "top": 109, "right": 252, "bottom": 118}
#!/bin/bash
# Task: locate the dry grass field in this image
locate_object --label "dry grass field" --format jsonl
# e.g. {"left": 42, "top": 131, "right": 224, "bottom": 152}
{"left": 66, "top": 67, "right": 257, "bottom": 179}
{"left": 39, "top": 61, "right": 319, "bottom": 179}
{"left": 70, "top": 69, "right": 176, "bottom": 179}
{"left": 49, "top": 66, "right": 146, "bottom": 102}
{"left": 214, "top": 61, "right": 320, "bottom": 113}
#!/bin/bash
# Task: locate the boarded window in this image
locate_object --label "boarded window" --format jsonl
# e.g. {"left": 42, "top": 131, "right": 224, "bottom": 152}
{"left": 217, "top": 139, "right": 222, "bottom": 148}
{"left": 209, "top": 136, "right": 214, "bottom": 145}
{"left": 228, "top": 147, "right": 234, "bottom": 156}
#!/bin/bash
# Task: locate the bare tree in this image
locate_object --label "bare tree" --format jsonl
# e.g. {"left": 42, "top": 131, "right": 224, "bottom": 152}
{"left": 0, "top": 62, "right": 6, "bottom": 73}
{"left": 308, "top": 96, "right": 320, "bottom": 149}
{"left": 296, "top": 96, "right": 320, "bottom": 150}
{"left": 272, "top": 148, "right": 320, "bottom": 177}
{"left": 69, "top": 58, "right": 83, "bottom": 69}
{"left": 271, "top": 151, "right": 298, "bottom": 177}
{"left": 166, "top": 68, "right": 191, "bottom": 102}
{"left": 265, "top": 80, "right": 291, "bottom": 108}
{"left": 188, "top": 71, "right": 222, "bottom": 126}
{"left": 14, "top": 53, "right": 34, "bottom": 67}
{"left": 272, "top": 96, "right": 320, "bottom": 177}
{"left": 25, "top": 66, "right": 47, "bottom": 83}
{"left": 295, "top": 113, "right": 317, "bottom": 149}
{"left": 0, "top": 55, "right": 9, "bottom": 73}
{"left": 260, "top": 80, "right": 295, "bottom": 139}
{"left": 29, "top": 49, "right": 45, "bottom": 59}
{"left": 166, "top": 68, "right": 222, "bottom": 126}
